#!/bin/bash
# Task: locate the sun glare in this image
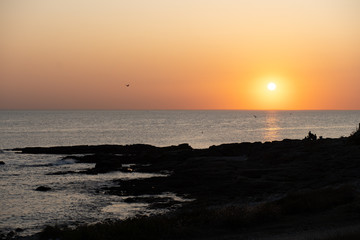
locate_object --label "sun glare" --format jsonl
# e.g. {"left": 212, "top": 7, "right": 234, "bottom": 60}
{"left": 267, "top": 82, "right": 277, "bottom": 91}
{"left": 247, "top": 75, "right": 293, "bottom": 110}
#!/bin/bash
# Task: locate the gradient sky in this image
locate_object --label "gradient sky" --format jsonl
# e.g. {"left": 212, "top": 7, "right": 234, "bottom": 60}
{"left": 1, "top": 0, "right": 360, "bottom": 110}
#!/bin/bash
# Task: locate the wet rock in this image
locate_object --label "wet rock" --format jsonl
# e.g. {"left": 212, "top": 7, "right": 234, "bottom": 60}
{"left": 35, "top": 186, "right": 52, "bottom": 192}
{"left": 46, "top": 171, "right": 77, "bottom": 175}
{"left": 101, "top": 135, "right": 360, "bottom": 207}
{"left": 6, "top": 231, "right": 15, "bottom": 239}
{"left": 11, "top": 132, "right": 360, "bottom": 240}
{"left": 12, "top": 134, "right": 360, "bottom": 212}
{"left": 124, "top": 196, "right": 172, "bottom": 203}
{"left": 93, "top": 154, "right": 125, "bottom": 170}
{"left": 62, "top": 153, "right": 122, "bottom": 164}
{"left": 13, "top": 143, "right": 191, "bottom": 155}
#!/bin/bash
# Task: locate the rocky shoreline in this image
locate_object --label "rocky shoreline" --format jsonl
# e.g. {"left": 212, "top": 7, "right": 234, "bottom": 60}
{"left": 7, "top": 130, "right": 360, "bottom": 239}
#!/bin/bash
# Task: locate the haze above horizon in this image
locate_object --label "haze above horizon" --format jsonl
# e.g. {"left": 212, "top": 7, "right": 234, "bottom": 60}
{"left": 1, "top": 0, "right": 360, "bottom": 110}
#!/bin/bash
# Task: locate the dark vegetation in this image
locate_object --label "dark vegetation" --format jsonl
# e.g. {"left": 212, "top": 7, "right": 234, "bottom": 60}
{"left": 316, "top": 231, "right": 360, "bottom": 240}
{"left": 349, "top": 124, "right": 360, "bottom": 144}
{"left": 38, "top": 186, "right": 360, "bottom": 240}
{"left": 11, "top": 127, "right": 360, "bottom": 239}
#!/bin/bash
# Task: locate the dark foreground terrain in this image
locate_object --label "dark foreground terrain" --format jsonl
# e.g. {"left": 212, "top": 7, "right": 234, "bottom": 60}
{"left": 6, "top": 130, "right": 360, "bottom": 240}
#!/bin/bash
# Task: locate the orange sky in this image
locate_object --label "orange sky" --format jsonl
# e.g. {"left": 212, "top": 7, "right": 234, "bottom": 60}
{"left": 1, "top": 0, "right": 360, "bottom": 110}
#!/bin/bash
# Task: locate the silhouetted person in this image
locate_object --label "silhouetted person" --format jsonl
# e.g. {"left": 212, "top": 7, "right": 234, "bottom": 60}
{"left": 306, "top": 131, "right": 317, "bottom": 141}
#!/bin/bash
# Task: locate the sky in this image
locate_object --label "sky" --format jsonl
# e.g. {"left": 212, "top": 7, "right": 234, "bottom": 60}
{"left": 1, "top": 0, "right": 360, "bottom": 110}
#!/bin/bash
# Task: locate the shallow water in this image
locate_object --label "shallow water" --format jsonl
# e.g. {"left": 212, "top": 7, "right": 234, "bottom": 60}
{"left": 0, "top": 151, "right": 169, "bottom": 236}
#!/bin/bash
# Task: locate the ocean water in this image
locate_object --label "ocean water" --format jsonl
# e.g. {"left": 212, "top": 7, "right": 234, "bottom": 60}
{"left": 0, "top": 110, "right": 359, "bottom": 236}
{"left": 1, "top": 110, "right": 359, "bottom": 149}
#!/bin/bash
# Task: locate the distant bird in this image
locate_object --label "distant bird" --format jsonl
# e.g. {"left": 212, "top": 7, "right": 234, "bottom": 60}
{"left": 253, "top": 115, "right": 257, "bottom": 118}
{"left": 126, "top": 84, "right": 130, "bottom": 87}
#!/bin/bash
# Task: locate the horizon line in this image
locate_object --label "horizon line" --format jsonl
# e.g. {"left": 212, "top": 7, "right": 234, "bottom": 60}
{"left": 1, "top": 108, "right": 360, "bottom": 111}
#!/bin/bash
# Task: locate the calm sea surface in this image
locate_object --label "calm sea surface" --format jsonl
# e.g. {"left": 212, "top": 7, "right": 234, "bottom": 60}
{"left": 0, "top": 110, "right": 359, "bottom": 236}
{"left": 1, "top": 110, "right": 360, "bottom": 149}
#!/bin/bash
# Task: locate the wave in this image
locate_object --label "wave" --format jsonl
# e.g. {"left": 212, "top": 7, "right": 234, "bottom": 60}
{"left": 19, "top": 159, "right": 76, "bottom": 168}
{"left": 53, "top": 158, "right": 76, "bottom": 166}
{"left": 20, "top": 163, "right": 54, "bottom": 168}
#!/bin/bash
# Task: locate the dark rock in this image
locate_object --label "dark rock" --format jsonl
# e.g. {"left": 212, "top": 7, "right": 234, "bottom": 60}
{"left": 12, "top": 144, "right": 151, "bottom": 154}
{"left": 35, "top": 186, "right": 52, "bottom": 192}
{"left": 93, "top": 154, "right": 124, "bottom": 169}
{"left": 0, "top": 161, "right": 4, "bottom": 165}
{"left": 12, "top": 133, "right": 360, "bottom": 212}
{"left": 19, "top": 131, "right": 360, "bottom": 240}
{"left": 124, "top": 196, "right": 175, "bottom": 204}
{"left": 348, "top": 128, "right": 360, "bottom": 144}
{"left": 63, "top": 153, "right": 119, "bottom": 164}
{"left": 46, "top": 171, "right": 77, "bottom": 175}
{"left": 13, "top": 143, "right": 191, "bottom": 155}
{"left": 63, "top": 144, "right": 193, "bottom": 174}
{"left": 101, "top": 134, "right": 360, "bottom": 207}
{"left": 6, "top": 231, "right": 15, "bottom": 238}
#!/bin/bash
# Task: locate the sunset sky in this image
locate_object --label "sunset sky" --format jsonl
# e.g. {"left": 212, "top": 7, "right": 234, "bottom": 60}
{"left": 1, "top": 0, "right": 360, "bottom": 110}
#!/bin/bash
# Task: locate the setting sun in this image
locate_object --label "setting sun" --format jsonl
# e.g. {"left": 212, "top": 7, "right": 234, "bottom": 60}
{"left": 267, "top": 82, "right": 277, "bottom": 91}
{"left": 244, "top": 75, "right": 296, "bottom": 110}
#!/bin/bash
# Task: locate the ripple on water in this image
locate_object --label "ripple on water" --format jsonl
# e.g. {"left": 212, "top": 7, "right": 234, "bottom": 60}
{"left": 102, "top": 192, "right": 194, "bottom": 219}
{"left": 0, "top": 153, "right": 169, "bottom": 237}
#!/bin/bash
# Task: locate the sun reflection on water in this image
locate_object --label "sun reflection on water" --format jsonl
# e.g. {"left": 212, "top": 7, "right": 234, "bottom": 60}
{"left": 264, "top": 111, "right": 280, "bottom": 142}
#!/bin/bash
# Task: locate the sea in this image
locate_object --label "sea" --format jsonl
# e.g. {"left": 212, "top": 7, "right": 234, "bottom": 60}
{"left": 1, "top": 110, "right": 359, "bottom": 236}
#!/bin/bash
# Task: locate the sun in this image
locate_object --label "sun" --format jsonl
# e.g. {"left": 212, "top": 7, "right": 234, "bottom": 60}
{"left": 267, "top": 82, "right": 277, "bottom": 91}
{"left": 248, "top": 75, "right": 292, "bottom": 110}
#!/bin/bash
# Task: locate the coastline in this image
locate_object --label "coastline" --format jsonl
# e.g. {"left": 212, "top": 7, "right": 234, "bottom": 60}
{"left": 4, "top": 130, "right": 360, "bottom": 240}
